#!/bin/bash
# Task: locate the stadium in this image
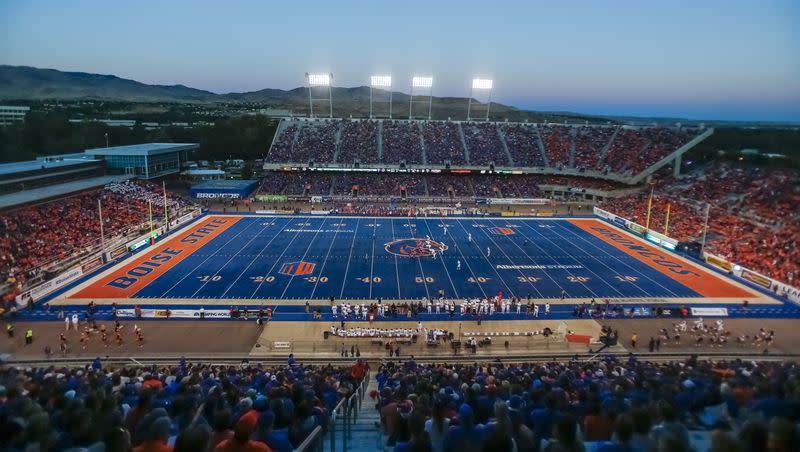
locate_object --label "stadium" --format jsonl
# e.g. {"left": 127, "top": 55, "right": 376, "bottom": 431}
{"left": 2, "top": 5, "right": 800, "bottom": 452}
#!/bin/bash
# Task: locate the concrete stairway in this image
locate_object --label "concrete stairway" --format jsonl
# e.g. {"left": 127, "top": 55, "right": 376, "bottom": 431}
{"left": 345, "top": 377, "right": 381, "bottom": 451}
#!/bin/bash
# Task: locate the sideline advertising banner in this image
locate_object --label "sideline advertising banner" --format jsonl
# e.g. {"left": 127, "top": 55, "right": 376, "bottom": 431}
{"left": 705, "top": 254, "right": 733, "bottom": 272}
{"left": 740, "top": 268, "right": 772, "bottom": 288}
{"left": 690, "top": 307, "right": 729, "bottom": 317}
{"left": 116, "top": 308, "right": 231, "bottom": 319}
{"left": 81, "top": 255, "right": 104, "bottom": 274}
{"left": 16, "top": 265, "right": 83, "bottom": 304}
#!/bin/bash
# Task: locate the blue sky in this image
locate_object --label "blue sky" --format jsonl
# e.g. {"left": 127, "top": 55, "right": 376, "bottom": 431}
{"left": 1, "top": 0, "right": 799, "bottom": 122}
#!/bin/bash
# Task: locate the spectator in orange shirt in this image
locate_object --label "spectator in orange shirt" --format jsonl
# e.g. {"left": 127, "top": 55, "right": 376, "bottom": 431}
{"left": 214, "top": 416, "right": 272, "bottom": 452}
{"left": 133, "top": 417, "right": 173, "bottom": 452}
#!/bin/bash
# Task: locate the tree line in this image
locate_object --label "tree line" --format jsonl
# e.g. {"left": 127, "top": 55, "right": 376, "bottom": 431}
{"left": 0, "top": 111, "right": 278, "bottom": 163}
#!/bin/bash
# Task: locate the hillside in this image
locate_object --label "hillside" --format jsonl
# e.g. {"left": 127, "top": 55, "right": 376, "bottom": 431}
{"left": 0, "top": 65, "right": 594, "bottom": 123}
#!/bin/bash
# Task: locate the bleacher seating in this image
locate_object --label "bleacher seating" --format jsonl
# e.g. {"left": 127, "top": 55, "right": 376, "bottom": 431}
{"left": 602, "top": 163, "right": 800, "bottom": 286}
{"left": 1, "top": 181, "right": 193, "bottom": 307}
{"left": 373, "top": 358, "right": 800, "bottom": 452}
{"left": 0, "top": 360, "right": 367, "bottom": 452}
{"left": 499, "top": 123, "right": 546, "bottom": 167}
{"left": 463, "top": 122, "right": 508, "bottom": 166}
{"left": 426, "top": 175, "right": 474, "bottom": 198}
{"left": 573, "top": 126, "right": 617, "bottom": 170}
{"left": 382, "top": 120, "right": 423, "bottom": 164}
{"left": 422, "top": 122, "right": 467, "bottom": 165}
{"left": 265, "top": 119, "right": 701, "bottom": 180}
{"left": 599, "top": 127, "right": 696, "bottom": 175}
{"left": 539, "top": 124, "right": 573, "bottom": 168}
{"left": 337, "top": 119, "right": 378, "bottom": 164}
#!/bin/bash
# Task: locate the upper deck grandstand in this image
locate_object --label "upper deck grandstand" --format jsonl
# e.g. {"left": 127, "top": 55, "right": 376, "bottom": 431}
{"left": 264, "top": 118, "right": 710, "bottom": 183}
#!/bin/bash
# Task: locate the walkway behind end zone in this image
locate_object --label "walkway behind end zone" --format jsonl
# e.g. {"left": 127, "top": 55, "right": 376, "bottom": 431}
{"left": 569, "top": 219, "right": 753, "bottom": 298}
{"left": 70, "top": 216, "right": 240, "bottom": 299}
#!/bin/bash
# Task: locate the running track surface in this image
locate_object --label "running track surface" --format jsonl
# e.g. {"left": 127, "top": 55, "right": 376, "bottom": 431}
{"left": 70, "top": 215, "right": 754, "bottom": 302}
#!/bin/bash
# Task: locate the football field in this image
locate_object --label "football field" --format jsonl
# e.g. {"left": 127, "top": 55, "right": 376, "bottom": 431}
{"left": 64, "top": 214, "right": 763, "bottom": 304}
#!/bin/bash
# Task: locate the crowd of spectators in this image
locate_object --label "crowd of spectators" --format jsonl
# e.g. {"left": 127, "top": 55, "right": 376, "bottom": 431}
{"left": 422, "top": 122, "right": 467, "bottom": 165}
{"left": 426, "top": 175, "right": 474, "bottom": 198}
{"left": 392, "top": 175, "right": 427, "bottom": 197}
{"left": 337, "top": 119, "right": 379, "bottom": 164}
{"left": 539, "top": 125, "right": 574, "bottom": 169}
{"left": 333, "top": 174, "right": 376, "bottom": 196}
{"left": 573, "top": 126, "right": 617, "bottom": 170}
{"left": 382, "top": 120, "right": 424, "bottom": 165}
{"left": 105, "top": 181, "right": 191, "bottom": 214}
{"left": 499, "top": 124, "right": 546, "bottom": 167}
{"left": 266, "top": 120, "right": 697, "bottom": 179}
{"left": 471, "top": 175, "right": 522, "bottom": 198}
{"left": 463, "top": 122, "right": 509, "bottom": 166}
{"left": 601, "top": 163, "right": 800, "bottom": 286}
{"left": 1, "top": 181, "right": 193, "bottom": 307}
{"left": 511, "top": 175, "right": 545, "bottom": 198}
{"left": 540, "top": 176, "right": 627, "bottom": 192}
{"left": 0, "top": 359, "right": 367, "bottom": 451}
{"left": 599, "top": 128, "right": 697, "bottom": 175}
{"left": 255, "top": 173, "right": 627, "bottom": 199}
{"left": 265, "top": 125, "right": 297, "bottom": 162}
{"left": 256, "top": 172, "right": 333, "bottom": 196}
{"left": 293, "top": 121, "right": 338, "bottom": 164}
{"left": 374, "top": 356, "right": 800, "bottom": 452}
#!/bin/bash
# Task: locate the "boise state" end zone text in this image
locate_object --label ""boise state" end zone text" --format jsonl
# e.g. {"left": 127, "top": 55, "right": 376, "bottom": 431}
{"left": 591, "top": 227, "right": 700, "bottom": 277}
{"left": 107, "top": 219, "right": 228, "bottom": 290}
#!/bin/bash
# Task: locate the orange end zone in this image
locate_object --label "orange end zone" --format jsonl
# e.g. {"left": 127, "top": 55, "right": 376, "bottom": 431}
{"left": 70, "top": 216, "right": 240, "bottom": 299}
{"left": 569, "top": 219, "right": 753, "bottom": 298}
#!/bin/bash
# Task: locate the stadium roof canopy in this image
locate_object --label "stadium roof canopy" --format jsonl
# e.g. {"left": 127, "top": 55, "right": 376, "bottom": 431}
{"left": 191, "top": 179, "right": 257, "bottom": 190}
{"left": 84, "top": 143, "right": 198, "bottom": 156}
{"left": 0, "top": 153, "right": 99, "bottom": 176}
{"left": 0, "top": 175, "right": 131, "bottom": 210}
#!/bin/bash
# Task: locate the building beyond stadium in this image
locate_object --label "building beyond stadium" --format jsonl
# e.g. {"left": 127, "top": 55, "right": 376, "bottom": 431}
{"left": 0, "top": 143, "right": 198, "bottom": 210}
{"left": 85, "top": 143, "right": 198, "bottom": 179}
{"left": 190, "top": 179, "right": 257, "bottom": 199}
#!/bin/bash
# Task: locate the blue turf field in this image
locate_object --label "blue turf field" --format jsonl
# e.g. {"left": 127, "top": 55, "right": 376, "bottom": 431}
{"left": 116, "top": 215, "right": 713, "bottom": 301}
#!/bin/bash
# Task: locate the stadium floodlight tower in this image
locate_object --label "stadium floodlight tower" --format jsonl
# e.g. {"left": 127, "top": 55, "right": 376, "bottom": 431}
{"left": 467, "top": 78, "right": 494, "bottom": 121}
{"left": 305, "top": 72, "right": 333, "bottom": 118}
{"left": 369, "top": 75, "right": 393, "bottom": 119}
{"left": 409, "top": 76, "right": 433, "bottom": 120}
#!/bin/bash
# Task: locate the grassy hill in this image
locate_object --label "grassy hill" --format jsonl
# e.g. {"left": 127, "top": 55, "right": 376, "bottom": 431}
{"left": 0, "top": 65, "right": 597, "bottom": 123}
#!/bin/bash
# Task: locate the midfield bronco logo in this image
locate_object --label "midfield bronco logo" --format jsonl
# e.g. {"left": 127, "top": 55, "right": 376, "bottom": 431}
{"left": 384, "top": 238, "right": 448, "bottom": 258}
{"left": 279, "top": 261, "right": 316, "bottom": 276}
{"left": 489, "top": 227, "right": 515, "bottom": 235}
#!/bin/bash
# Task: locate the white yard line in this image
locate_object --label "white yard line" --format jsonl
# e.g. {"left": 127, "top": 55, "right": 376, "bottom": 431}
{"left": 159, "top": 219, "right": 262, "bottom": 297}
{"left": 452, "top": 218, "right": 514, "bottom": 296}
{"left": 310, "top": 219, "right": 346, "bottom": 299}
{"left": 279, "top": 217, "right": 329, "bottom": 299}
{"left": 551, "top": 221, "right": 682, "bottom": 298}
{"left": 390, "top": 219, "right": 402, "bottom": 299}
{"left": 445, "top": 218, "right": 488, "bottom": 299}
{"left": 249, "top": 217, "right": 316, "bottom": 299}
{"left": 219, "top": 218, "right": 294, "bottom": 298}
{"left": 339, "top": 217, "right": 362, "bottom": 299}
{"left": 421, "top": 218, "right": 459, "bottom": 298}
{"left": 508, "top": 219, "right": 610, "bottom": 298}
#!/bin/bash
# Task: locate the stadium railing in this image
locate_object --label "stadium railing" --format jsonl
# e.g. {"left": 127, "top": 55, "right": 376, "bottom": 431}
{"left": 295, "top": 369, "right": 369, "bottom": 452}
{"left": 14, "top": 206, "right": 200, "bottom": 304}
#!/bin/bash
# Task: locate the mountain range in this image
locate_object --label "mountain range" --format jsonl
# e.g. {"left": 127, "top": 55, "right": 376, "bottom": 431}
{"left": 0, "top": 65, "right": 600, "bottom": 123}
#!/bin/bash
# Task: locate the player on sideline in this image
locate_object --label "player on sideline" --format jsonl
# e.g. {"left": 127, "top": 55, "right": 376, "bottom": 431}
{"left": 457, "top": 260, "right": 461, "bottom": 270}
{"left": 468, "top": 233, "right": 472, "bottom": 242}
